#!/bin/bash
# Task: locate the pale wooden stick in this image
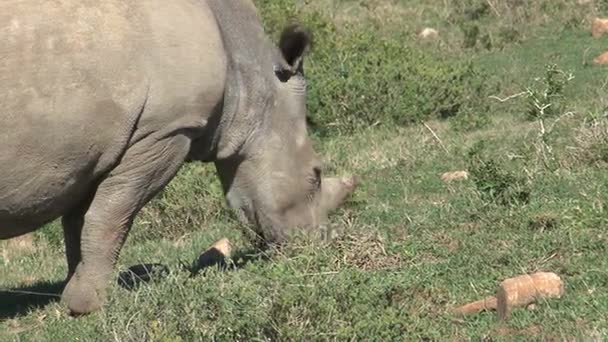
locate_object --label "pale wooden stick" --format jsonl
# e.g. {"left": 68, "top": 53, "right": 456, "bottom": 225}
{"left": 453, "top": 296, "right": 497, "bottom": 315}
{"left": 423, "top": 122, "right": 449, "bottom": 154}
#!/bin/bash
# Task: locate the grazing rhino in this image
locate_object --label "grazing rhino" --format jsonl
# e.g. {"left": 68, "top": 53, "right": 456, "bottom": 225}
{"left": 0, "top": 0, "right": 357, "bottom": 315}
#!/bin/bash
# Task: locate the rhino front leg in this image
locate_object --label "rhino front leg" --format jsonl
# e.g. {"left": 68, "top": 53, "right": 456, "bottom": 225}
{"left": 61, "top": 133, "right": 191, "bottom": 316}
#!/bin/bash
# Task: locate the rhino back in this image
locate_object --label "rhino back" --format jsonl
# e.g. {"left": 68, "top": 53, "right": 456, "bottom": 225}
{"left": 0, "top": 0, "right": 227, "bottom": 232}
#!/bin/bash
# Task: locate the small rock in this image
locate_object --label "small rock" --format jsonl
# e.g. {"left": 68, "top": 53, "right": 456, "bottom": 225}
{"left": 591, "top": 18, "right": 608, "bottom": 38}
{"left": 526, "top": 303, "right": 537, "bottom": 311}
{"left": 593, "top": 51, "right": 608, "bottom": 65}
{"left": 577, "top": 0, "right": 592, "bottom": 4}
{"left": 418, "top": 27, "right": 439, "bottom": 40}
{"left": 441, "top": 171, "right": 469, "bottom": 183}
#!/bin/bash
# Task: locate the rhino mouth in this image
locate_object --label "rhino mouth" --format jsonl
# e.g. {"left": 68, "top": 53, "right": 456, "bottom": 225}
{"left": 231, "top": 200, "right": 279, "bottom": 246}
{"left": 227, "top": 176, "right": 359, "bottom": 248}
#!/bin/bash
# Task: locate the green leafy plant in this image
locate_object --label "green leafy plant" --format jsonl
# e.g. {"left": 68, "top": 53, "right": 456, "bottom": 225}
{"left": 522, "top": 64, "right": 575, "bottom": 171}
{"left": 524, "top": 64, "right": 574, "bottom": 120}
{"left": 467, "top": 142, "right": 530, "bottom": 206}
{"left": 255, "top": 0, "right": 491, "bottom": 135}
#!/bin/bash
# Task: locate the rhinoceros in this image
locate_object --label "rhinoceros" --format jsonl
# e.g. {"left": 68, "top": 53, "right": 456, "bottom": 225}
{"left": 0, "top": 0, "right": 357, "bottom": 315}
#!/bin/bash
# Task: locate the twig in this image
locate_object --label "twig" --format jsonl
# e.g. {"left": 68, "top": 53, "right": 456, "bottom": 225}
{"left": 294, "top": 271, "right": 339, "bottom": 277}
{"left": 547, "top": 111, "right": 575, "bottom": 132}
{"left": 538, "top": 117, "right": 546, "bottom": 136}
{"left": 583, "top": 46, "right": 592, "bottom": 66}
{"left": 0, "top": 289, "right": 61, "bottom": 297}
{"left": 488, "top": 91, "right": 527, "bottom": 102}
{"left": 486, "top": 0, "right": 500, "bottom": 17}
{"left": 422, "top": 122, "right": 449, "bottom": 154}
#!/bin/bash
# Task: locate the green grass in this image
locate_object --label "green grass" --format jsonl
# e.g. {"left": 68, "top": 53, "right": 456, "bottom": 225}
{"left": 3, "top": 0, "right": 608, "bottom": 340}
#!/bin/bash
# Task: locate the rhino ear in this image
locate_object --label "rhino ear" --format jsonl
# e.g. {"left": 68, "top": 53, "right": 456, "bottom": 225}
{"left": 277, "top": 24, "right": 312, "bottom": 75}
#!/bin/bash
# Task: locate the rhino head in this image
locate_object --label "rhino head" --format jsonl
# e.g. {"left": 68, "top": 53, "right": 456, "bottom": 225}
{"left": 213, "top": 25, "right": 357, "bottom": 248}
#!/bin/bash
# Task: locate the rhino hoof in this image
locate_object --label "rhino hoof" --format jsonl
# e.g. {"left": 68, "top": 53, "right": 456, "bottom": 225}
{"left": 62, "top": 274, "right": 104, "bottom": 316}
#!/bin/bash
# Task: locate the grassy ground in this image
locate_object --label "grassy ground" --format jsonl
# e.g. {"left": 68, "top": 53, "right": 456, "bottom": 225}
{"left": 3, "top": 0, "right": 608, "bottom": 340}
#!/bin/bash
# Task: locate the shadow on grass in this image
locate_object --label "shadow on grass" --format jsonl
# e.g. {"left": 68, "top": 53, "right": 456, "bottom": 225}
{"left": 186, "top": 248, "right": 272, "bottom": 275}
{"left": 0, "top": 249, "right": 270, "bottom": 318}
{"left": 0, "top": 280, "right": 64, "bottom": 320}
{"left": 117, "top": 248, "right": 271, "bottom": 291}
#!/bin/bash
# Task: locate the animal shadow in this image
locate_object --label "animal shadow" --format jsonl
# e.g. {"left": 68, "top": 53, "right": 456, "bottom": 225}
{"left": 117, "top": 263, "right": 171, "bottom": 291}
{"left": 184, "top": 247, "right": 271, "bottom": 277}
{"left": 117, "top": 248, "right": 270, "bottom": 291}
{"left": 0, "top": 280, "right": 64, "bottom": 320}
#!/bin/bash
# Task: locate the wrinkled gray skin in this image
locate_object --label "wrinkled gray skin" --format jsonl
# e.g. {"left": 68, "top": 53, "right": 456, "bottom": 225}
{"left": 0, "top": 0, "right": 357, "bottom": 315}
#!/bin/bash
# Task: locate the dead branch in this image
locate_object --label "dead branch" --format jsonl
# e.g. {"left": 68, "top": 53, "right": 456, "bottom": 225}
{"left": 422, "top": 122, "right": 449, "bottom": 154}
{"left": 488, "top": 91, "right": 527, "bottom": 103}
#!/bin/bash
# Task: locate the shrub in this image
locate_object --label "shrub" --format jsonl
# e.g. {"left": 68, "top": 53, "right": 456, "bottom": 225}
{"left": 467, "top": 141, "right": 531, "bottom": 206}
{"left": 255, "top": 0, "right": 490, "bottom": 135}
{"left": 524, "top": 64, "right": 574, "bottom": 120}
{"left": 309, "top": 28, "right": 489, "bottom": 133}
{"left": 570, "top": 114, "right": 608, "bottom": 166}
{"left": 448, "top": 106, "right": 491, "bottom": 132}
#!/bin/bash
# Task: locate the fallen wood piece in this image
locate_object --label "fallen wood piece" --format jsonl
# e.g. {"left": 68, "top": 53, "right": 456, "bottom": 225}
{"left": 195, "top": 238, "right": 232, "bottom": 271}
{"left": 496, "top": 272, "right": 564, "bottom": 321}
{"left": 441, "top": 170, "right": 469, "bottom": 183}
{"left": 593, "top": 51, "right": 608, "bottom": 66}
{"left": 453, "top": 296, "right": 497, "bottom": 315}
{"left": 452, "top": 272, "right": 564, "bottom": 320}
{"left": 418, "top": 27, "right": 439, "bottom": 40}
{"left": 592, "top": 18, "right": 608, "bottom": 38}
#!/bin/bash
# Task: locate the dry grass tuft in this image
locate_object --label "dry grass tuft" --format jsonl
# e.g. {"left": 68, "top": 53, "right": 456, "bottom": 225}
{"left": 298, "top": 0, "right": 421, "bottom": 35}
{"left": 1, "top": 234, "right": 35, "bottom": 265}
{"left": 567, "top": 117, "right": 608, "bottom": 166}
{"left": 332, "top": 232, "right": 403, "bottom": 271}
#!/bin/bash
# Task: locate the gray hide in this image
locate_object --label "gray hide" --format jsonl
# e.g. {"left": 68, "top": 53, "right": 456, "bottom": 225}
{"left": 0, "top": 0, "right": 357, "bottom": 315}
